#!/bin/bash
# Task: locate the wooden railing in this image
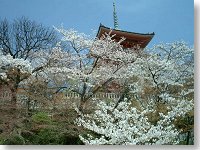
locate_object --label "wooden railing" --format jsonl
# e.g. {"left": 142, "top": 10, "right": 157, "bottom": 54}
{"left": 1, "top": 90, "right": 120, "bottom": 100}
{"left": 65, "top": 92, "right": 120, "bottom": 99}
{"left": 0, "top": 87, "right": 120, "bottom": 109}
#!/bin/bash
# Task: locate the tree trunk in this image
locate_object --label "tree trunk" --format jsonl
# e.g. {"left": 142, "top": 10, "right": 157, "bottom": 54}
{"left": 186, "top": 131, "right": 190, "bottom": 145}
{"left": 79, "top": 98, "right": 86, "bottom": 113}
{"left": 9, "top": 84, "right": 18, "bottom": 108}
{"left": 78, "top": 82, "right": 87, "bottom": 113}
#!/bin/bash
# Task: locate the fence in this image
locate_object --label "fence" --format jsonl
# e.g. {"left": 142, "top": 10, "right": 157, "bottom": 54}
{"left": 65, "top": 92, "right": 120, "bottom": 99}
{"left": 0, "top": 89, "right": 121, "bottom": 109}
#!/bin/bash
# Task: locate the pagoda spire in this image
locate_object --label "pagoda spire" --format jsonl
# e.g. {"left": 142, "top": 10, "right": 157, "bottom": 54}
{"left": 113, "top": 0, "right": 119, "bottom": 29}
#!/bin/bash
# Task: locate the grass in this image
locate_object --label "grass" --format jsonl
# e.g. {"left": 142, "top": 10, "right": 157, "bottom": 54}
{"left": 0, "top": 106, "right": 85, "bottom": 145}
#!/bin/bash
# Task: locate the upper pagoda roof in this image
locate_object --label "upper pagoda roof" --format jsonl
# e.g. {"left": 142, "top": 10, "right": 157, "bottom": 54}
{"left": 96, "top": 24, "right": 155, "bottom": 49}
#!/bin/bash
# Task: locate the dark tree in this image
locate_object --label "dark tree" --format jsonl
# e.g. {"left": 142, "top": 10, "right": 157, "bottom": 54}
{"left": 0, "top": 17, "right": 57, "bottom": 60}
{"left": 0, "top": 17, "right": 58, "bottom": 106}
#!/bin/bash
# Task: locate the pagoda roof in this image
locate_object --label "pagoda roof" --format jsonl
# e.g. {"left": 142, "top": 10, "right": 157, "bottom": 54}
{"left": 96, "top": 24, "right": 155, "bottom": 49}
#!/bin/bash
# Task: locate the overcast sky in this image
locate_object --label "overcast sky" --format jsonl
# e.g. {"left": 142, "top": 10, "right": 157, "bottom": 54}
{"left": 0, "top": 0, "right": 194, "bottom": 47}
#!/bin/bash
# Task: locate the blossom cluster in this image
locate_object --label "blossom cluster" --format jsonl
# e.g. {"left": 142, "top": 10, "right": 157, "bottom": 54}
{"left": 0, "top": 53, "right": 33, "bottom": 81}
{"left": 75, "top": 96, "right": 193, "bottom": 145}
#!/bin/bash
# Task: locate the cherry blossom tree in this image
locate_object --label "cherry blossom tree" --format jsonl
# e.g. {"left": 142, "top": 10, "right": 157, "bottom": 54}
{"left": 45, "top": 27, "right": 142, "bottom": 111}
{"left": 144, "top": 42, "right": 193, "bottom": 99}
{"left": 73, "top": 41, "right": 194, "bottom": 145}
{"left": 75, "top": 96, "right": 193, "bottom": 145}
{"left": 0, "top": 17, "right": 58, "bottom": 106}
{"left": 0, "top": 50, "right": 49, "bottom": 106}
{"left": 0, "top": 52, "right": 33, "bottom": 104}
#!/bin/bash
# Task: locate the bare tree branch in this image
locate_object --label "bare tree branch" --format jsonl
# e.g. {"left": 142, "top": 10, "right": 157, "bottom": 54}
{"left": 0, "top": 17, "right": 58, "bottom": 60}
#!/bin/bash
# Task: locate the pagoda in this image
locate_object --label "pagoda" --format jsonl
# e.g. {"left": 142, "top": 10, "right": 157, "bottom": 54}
{"left": 96, "top": 1, "right": 155, "bottom": 93}
{"left": 96, "top": 1, "right": 154, "bottom": 49}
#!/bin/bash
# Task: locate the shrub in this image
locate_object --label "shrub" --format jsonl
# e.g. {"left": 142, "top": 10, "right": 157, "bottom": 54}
{"left": 2, "top": 135, "right": 25, "bottom": 145}
{"left": 32, "top": 112, "right": 52, "bottom": 124}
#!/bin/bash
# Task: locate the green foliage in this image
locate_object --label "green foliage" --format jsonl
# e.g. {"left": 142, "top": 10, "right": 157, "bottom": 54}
{"left": 29, "top": 128, "right": 60, "bottom": 144}
{"left": 0, "top": 137, "right": 4, "bottom": 144}
{"left": 20, "top": 128, "right": 83, "bottom": 145}
{"left": 0, "top": 108, "right": 85, "bottom": 145}
{"left": 32, "top": 112, "right": 52, "bottom": 124}
{"left": 2, "top": 135, "right": 25, "bottom": 145}
{"left": 0, "top": 119, "right": 3, "bottom": 124}
{"left": 58, "top": 132, "right": 84, "bottom": 145}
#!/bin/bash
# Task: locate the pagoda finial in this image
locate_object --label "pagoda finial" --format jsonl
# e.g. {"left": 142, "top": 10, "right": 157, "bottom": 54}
{"left": 113, "top": 0, "right": 119, "bottom": 29}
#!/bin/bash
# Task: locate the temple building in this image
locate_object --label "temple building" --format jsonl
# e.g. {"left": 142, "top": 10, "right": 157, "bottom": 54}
{"left": 96, "top": 24, "right": 154, "bottom": 50}
{"left": 96, "top": 1, "right": 154, "bottom": 50}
